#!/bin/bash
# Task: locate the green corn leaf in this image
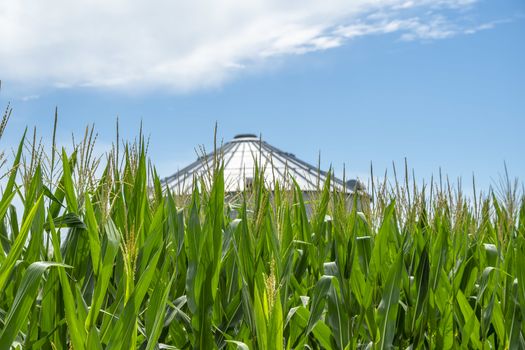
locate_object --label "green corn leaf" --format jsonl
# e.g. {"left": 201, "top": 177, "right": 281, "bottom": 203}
{"left": 61, "top": 149, "right": 78, "bottom": 213}
{"left": 83, "top": 195, "right": 101, "bottom": 274}
{"left": 226, "top": 340, "right": 250, "bottom": 350}
{"left": 43, "top": 212, "right": 86, "bottom": 230}
{"left": 253, "top": 283, "right": 268, "bottom": 350}
{"left": 145, "top": 263, "right": 176, "bottom": 350}
{"left": 507, "top": 279, "right": 521, "bottom": 350}
{"left": 107, "top": 248, "right": 162, "bottom": 349}
{"left": 49, "top": 213, "right": 87, "bottom": 350}
{"left": 85, "top": 219, "right": 120, "bottom": 331}
{"left": 376, "top": 252, "right": 403, "bottom": 350}
{"left": 326, "top": 278, "right": 349, "bottom": 350}
{"left": 269, "top": 289, "right": 283, "bottom": 350}
{"left": 411, "top": 246, "right": 429, "bottom": 332}
{"left": 456, "top": 290, "right": 481, "bottom": 349}
{"left": 306, "top": 275, "right": 333, "bottom": 335}
{"left": 0, "top": 195, "right": 43, "bottom": 293}
{"left": 0, "top": 261, "right": 68, "bottom": 350}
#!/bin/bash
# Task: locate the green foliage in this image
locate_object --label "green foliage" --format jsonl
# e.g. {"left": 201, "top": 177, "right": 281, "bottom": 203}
{"left": 0, "top": 128, "right": 523, "bottom": 350}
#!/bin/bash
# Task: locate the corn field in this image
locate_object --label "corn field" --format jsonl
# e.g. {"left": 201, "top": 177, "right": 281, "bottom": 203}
{"left": 0, "top": 120, "right": 524, "bottom": 349}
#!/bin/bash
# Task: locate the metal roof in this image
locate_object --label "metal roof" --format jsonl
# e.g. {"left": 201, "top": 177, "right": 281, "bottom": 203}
{"left": 163, "top": 134, "right": 354, "bottom": 195}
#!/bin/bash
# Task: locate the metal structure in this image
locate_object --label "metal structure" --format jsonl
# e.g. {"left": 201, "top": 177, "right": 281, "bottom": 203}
{"left": 163, "top": 133, "right": 358, "bottom": 195}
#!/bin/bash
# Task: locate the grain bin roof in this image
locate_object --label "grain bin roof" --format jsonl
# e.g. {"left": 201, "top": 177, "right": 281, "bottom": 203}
{"left": 163, "top": 133, "right": 354, "bottom": 195}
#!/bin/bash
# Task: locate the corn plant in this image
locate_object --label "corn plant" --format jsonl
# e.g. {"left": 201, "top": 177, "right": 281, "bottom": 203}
{"left": 0, "top": 121, "right": 523, "bottom": 349}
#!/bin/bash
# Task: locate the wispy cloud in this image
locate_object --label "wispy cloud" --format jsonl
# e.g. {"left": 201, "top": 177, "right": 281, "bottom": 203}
{"left": 20, "top": 95, "right": 40, "bottom": 102}
{"left": 0, "top": 0, "right": 503, "bottom": 92}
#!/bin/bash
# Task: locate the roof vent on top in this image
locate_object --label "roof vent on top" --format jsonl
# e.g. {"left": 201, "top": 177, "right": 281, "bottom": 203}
{"left": 233, "top": 133, "right": 258, "bottom": 140}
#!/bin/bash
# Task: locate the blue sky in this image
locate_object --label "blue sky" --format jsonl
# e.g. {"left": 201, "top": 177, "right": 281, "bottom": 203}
{"left": 0, "top": 0, "right": 523, "bottom": 192}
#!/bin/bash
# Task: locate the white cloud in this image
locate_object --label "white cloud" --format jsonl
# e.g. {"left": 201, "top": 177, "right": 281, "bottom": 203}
{"left": 20, "top": 95, "right": 40, "bottom": 102}
{"left": 0, "top": 0, "right": 497, "bottom": 92}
